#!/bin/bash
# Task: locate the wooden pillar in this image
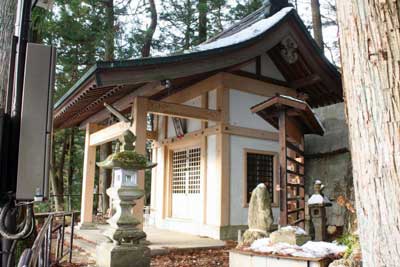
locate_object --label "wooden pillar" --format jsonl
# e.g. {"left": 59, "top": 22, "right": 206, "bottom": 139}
{"left": 201, "top": 92, "right": 208, "bottom": 224}
{"left": 216, "top": 87, "right": 230, "bottom": 226}
{"left": 80, "top": 123, "right": 98, "bottom": 227}
{"left": 131, "top": 97, "right": 148, "bottom": 228}
{"left": 279, "top": 111, "right": 288, "bottom": 226}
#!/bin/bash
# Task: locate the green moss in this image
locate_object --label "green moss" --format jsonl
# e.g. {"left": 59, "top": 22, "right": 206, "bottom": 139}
{"left": 336, "top": 233, "right": 360, "bottom": 258}
{"left": 97, "top": 150, "right": 157, "bottom": 170}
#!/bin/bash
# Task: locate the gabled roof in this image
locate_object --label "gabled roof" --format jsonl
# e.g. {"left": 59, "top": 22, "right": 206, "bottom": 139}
{"left": 251, "top": 95, "right": 325, "bottom": 136}
{"left": 53, "top": 6, "right": 342, "bottom": 129}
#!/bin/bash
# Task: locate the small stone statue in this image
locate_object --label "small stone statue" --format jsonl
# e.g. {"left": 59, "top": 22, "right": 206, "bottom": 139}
{"left": 239, "top": 183, "right": 274, "bottom": 246}
{"left": 308, "top": 180, "right": 332, "bottom": 241}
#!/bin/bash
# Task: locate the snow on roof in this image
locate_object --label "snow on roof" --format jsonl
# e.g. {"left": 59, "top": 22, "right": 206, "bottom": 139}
{"left": 188, "top": 7, "right": 294, "bottom": 53}
{"left": 308, "top": 194, "right": 331, "bottom": 205}
{"left": 279, "top": 95, "right": 326, "bottom": 133}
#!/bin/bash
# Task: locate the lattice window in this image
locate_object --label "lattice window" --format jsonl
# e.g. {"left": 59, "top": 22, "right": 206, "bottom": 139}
{"left": 172, "top": 150, "right": 187, "bottom": 194}
{"left": 172, "top": 147, "right": 201, "bottom": 195}
{"left": 188, "top": 147, "right": 201, "bottom": 194}
{"left": 246, "top": 152, "right": 274, "bottom": 203}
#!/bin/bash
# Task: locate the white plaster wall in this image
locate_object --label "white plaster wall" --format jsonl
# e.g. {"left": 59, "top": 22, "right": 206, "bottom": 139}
{"left": 229, "top": 136, "right": 280, "bottom": 225}
{"left": 239, "top": 54, "right": 286, "bottom": 82}
{"left": 261, "top": 54, "right": 286, "bottom": 81}
{"left": 229, "top": 89, "right": 277, "bottom": 132}
{"left": 241, "top": 61, "right": 256, "bottom": 73}
{"left": 206, "top": 134, "right": 219, "bottom": 226}
{"left": 208, "top": 89, "right": 217, "bottom": 127}
{"left": 167, "top": 96, "right": 202, "bottom": 138}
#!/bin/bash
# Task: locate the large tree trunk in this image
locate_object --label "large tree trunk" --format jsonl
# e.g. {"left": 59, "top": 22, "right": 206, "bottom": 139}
{"left": 311, "top": 0, "right": 323, "bottom": 49}
{"left": 0, "top": 0, "right": 16, "bottom": 108}
{"left": 52, "top": 131, "right": 68, "bottom": 211}
{"left": 336, "top": 1, "right": 400, "bottom": 266}
{"left": 104, "top": 0, "right": 115, "bottom": 61}
{"left": 142, "top": 0, "right": 157, "bottom": 57}
{"left": 67, "top": 128, "right": 75, "bottom": 210}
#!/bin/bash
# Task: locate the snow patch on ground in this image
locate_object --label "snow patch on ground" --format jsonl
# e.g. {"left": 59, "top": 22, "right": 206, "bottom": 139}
{"left": 188, "top": 7, "right": 294, "bottom": 52}
{"left": 249, "top": 238, "right": 346, "bottom": 259}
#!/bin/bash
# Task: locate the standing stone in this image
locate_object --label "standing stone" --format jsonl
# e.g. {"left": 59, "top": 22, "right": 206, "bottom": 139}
{"left": 269, "top": 226, "right": 311, "bottom": 246}
{"left": 239, "top": 184, "right": 274, "bottom": 246}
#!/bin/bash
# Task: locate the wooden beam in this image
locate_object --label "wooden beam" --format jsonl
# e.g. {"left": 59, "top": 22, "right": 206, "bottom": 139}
{"left": 89, "top": 121, "right": 157, "bottom": 146}
{"left": 89, "top": 122, "right": 130, "bottom": 146}
{"left": 221, "top": 72, "right": 296, "bottom": 98}
{"left": 146, "top": 97, "right": 221, "bottom": 122}
{"left": 131, "top": 97, "right": 148, "bottom": 229}
{"left": 216, "top": 87, "right": 230, "bottom": 227}
{"left": 222, "top": 124, "right": 279, "bottom": 141}
{"left": 162, "top": 73, "right": 223, "bottom": 104}
{"left": 279, "top": 111, "right": 288, "bottom": 226}
{"left": 153, "top": 126, "right": 220, "bottom": 148}
{"left": 80, "top": 123, "right": 101, "bottom": 226}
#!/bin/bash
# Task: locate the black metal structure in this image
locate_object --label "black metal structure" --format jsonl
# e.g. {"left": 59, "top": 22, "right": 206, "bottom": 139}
{"left": 18, "top": 212, "right": 77, "bottom": 267}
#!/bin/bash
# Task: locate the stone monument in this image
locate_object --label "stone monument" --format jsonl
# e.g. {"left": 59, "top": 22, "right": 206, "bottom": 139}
{"left": 96, "top": 130, "right": 157, "bottom": 267}
{"left": 239, "top": 183, "right": 274, "bottom": 246}
{"left": 308, "top": 180, "right": 331, "bottom": 241}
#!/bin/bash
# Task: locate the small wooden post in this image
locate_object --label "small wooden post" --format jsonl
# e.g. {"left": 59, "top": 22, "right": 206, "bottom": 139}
{"left": 279, "top": 111, "right": 288, "bottom": 226}
{"left": 131, "top": 97, "right": 148, "bottom": 228}
{"left": 80, "top": 123, "right": 98, "bottom": 227}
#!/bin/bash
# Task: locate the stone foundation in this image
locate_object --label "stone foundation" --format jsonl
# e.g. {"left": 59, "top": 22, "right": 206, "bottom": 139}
{"left": 96, "top": 242, "right": 151, "bottom": 267}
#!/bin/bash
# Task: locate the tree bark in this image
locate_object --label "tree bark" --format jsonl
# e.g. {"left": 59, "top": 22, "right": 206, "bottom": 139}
{"left": 198, "top": 0, "right": 207, "bottom": 44}
{"left": 104, "top": 0, "right": 115, "bottom": 61}
{"left": 183, "top": 0, "right": 193, "bottom": 50}
{"left": 67, "top": 128, "right": 75, "bottom": 210}
{"left": 0, "top": 0, "right": 16, "bottom": 108}
{"left": 336, "top": 1, "right": 400, "bottom": 266}
{"left": 311, "top": 0, "right": 323, "bottom": 49}
{"left": 142, "top": 0, "right": 157, "bottom": 57}
{"left": 54, "top": 131, "right": 68, "bottom": 211}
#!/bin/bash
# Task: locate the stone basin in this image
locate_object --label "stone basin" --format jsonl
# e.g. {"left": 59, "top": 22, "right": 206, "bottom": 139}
{"left": 229, "top": 249, "right": 332, "bottom": 267}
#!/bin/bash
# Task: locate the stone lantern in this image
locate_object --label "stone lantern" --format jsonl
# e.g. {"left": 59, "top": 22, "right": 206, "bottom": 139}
{"left": 96, "top": 130, "right": 157, "bottom": 267}
{"left": 308, "top": 180, "right": 331, "bottom": 241}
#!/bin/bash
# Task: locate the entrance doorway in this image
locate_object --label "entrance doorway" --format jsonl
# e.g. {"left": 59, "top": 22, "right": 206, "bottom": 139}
{"left": 171, "top": 147, "right": 201, "bottom": 221}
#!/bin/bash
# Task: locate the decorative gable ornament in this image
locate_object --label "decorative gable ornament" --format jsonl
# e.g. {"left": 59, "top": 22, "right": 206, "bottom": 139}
{"left": 280, "top": 35, "right": 299, "bottom": 64}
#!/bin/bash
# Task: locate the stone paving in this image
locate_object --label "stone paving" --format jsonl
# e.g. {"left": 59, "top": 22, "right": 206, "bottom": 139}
{"left": 64, "top": 224, "right": 226, "bottom": 263}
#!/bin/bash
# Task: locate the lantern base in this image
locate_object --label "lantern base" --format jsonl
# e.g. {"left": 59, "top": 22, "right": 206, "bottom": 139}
{"left": 96, "top": 241, "right": 150, "bottom": 267}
